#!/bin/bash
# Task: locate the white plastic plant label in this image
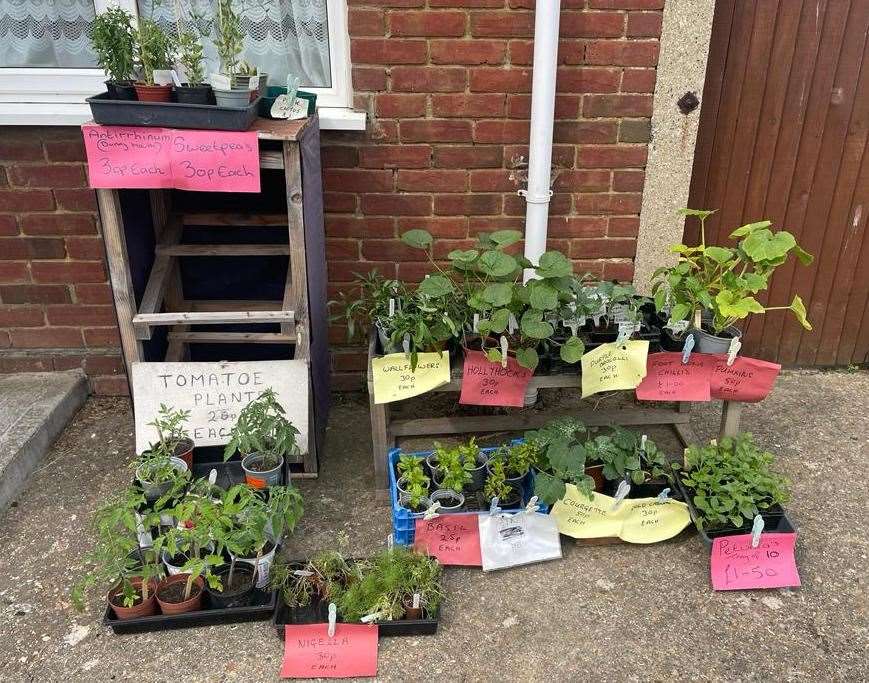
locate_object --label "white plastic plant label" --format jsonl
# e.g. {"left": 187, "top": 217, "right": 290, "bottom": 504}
{"left": 478, "top": 511, "right": 562, "bottom": 571}
{"left": 665, "top": 319, "right": 690, "bottom": 334}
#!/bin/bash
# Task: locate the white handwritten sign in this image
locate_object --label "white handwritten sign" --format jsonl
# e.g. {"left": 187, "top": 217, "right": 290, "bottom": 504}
{"left": 131, "top": 360, "right": 308, "bottom": 454}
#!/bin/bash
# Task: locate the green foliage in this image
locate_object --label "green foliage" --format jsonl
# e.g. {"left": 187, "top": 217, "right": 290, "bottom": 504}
{"left": 431, "top": 438, "right": 480, "bottom": 494}
{"left": 329, "top": 270, "right": 408, "bottom": 343}
{"left": 397, "top": 456, "right": 430, "bottom": 510}
{"left": 675, "top": 433, "right": 791, "bottom": 531}
{"left": 134, "top": 447, "right": 189, "bottom": 489}
{"left": 215, "top": 0, "right": 244, "bottom": 75}
{"left": 651, "top": 209, "right": 814, "bottom": 334}
{"left": 89, "top": 6, "right": 136, "bottom": 82}
{"left": 269, "top": 535, "right": 358, "bottom": 608}
{"left": 147, "top": 403, "right": 191, "bottom": 455}
{"left": 176, "top": 30, "right": 206, "bottom": 85}
{"left": 587, "top": 427, "right": 669, "bottom": 485}
{"left": 500, "top": 441, "right": 539, "bottom": 478}
{"left": 483, "top": 458, "right": 513, "bottom": 502}
{"left": 223, "top": 389, "right": 300, "bottom": 470}
{"left": 526, "top": 418, "right": 595, "bottom": 503}
{"left": 135, "top": 18, "right": 174, "bottom": 86}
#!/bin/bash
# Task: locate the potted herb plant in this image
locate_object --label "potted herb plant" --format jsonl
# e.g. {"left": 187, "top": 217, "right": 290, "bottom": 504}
{"left": 483, "top": 458, "right": 521, "bottom": 509}
{"left": 90, "top": 6, "right": 137, "bottom": 100}
{"left": 223, "top": 388, "right": 300, "bottom": 488}
{"left": 652, "top": 209, "right": 814, "bottom": 354}
{"left": 429, "top": 445, "right": 469, "bottom": 510}
{"left": 147, "top": 403, "right": 194, "bottom": 467}
{"left": 489, "top": 440, "right": 538, "bottom": 489}
{"left": 527, "top": 417, "right": 601, "bottom": 505}
{"left": 173, "top": 15, "right": 211, "bottom": 104}
{"left": 133, "top": 18, "right": 175, "bottom": 102}
{"left": 134, "top": 445, "right": 190, "bottom": 503}
{"left": 213, "top": 0, "right": 250, "bottom": 108}
{"left": 395, "top": 455, "right": 432, "bottom": 513}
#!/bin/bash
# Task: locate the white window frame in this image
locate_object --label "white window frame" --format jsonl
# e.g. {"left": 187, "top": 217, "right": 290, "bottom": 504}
{"left": 0, "top": 0, "right": 364, "bottom": 129}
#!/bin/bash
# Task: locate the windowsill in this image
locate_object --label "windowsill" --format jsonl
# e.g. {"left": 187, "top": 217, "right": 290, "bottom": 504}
{"left": 0, "top": 102, "right": 367, "bottom": 131}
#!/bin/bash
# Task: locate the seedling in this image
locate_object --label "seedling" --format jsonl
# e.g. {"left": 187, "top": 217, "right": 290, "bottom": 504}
{"left": 223, "top": 389, "right": 300, "bottom": 471}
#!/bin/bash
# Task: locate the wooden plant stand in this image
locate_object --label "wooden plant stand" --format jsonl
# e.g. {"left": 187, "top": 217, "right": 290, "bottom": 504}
{"left": 366, "top": 330, "right": 742, "bottom": 491}
{"left": 96, "top": 117, "right": 328, "bottom": 476}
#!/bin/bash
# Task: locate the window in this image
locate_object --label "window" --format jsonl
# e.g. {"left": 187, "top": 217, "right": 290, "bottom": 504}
{"left": 0, "top": 0, "right": 362, "bottom": 128}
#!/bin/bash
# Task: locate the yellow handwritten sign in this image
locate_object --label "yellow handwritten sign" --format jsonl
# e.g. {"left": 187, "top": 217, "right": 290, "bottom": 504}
{"left": 549, "top": 486, "right": 690, "bottom": 543}
{"left": 371, "top": 352, "right": 450, "bottom": 404}
{"left": 581, "top": 340, "right": 649, "bottom": 398}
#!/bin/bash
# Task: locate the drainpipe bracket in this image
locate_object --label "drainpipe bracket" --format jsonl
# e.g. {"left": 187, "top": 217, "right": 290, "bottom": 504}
{"left": 518, "top": 188, "right": 553, "bottom": 204}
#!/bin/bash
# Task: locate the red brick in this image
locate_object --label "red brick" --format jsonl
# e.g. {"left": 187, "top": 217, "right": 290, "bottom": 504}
{"left": 46, "top": 304, "right": 115, "bottom": 326}
{"left": 431, "top": 0, "right": 503, "bottom": 5}
{"left": 620, "top": 118, "right": 652, "bottom": 144}
{"left": 0, "top": 140, "right": 43, "bottom": 161}
{"left": 83, "top": 355, "right": 126, "bottom": 375}
{"left": 0, "top": 262, "right": 28, "bottom": 283}
{"left": 0, "top": 306, "right": 44, "bottom": 327}
{"left": 323, "top": 169, "right": 393, "bottom": 192}
{"left": 325, "top": 216, "right": 395, "bottom": 238}
{"left": 553, "top": 169, "right": 611, "bottom": 192}
{"left": 471, "top": 11, "right": 534, "bottom": 37}
{"left": 504, "top": 192, "right": 571, "bottom": 216}
{"left": 434, "top": 146, "right": 503, "bottom": 168}
{"left": 375, "top": 119, "right": 404, "bottom": 143}
{"left": 0, "top": 330, "right": 9, "bottom": 347}
{"left": 0, "top": 237, "right": 65, "bottom": 260}
{"left": 353, "top": 66, "right": 388, "bottom": 91}
{"left": 391, "top": 66, "right": 467, "bottom": 92}
{"left": 554, "top": 120, "right": 618, "bottom": 144}
{"left": 470, "top": 170, "right": 522, "bottom": 192}
{"left": 430, "top": 40, "right": 506, "bottom": 65}
{"left": 44, "top": 139, "right": 86, "bottom": 162}
{"left": 432, "top": 93, "right": 505, "bottom": 118}
{"left": 0, "top": 355, "right": 55, "bottom": 372}
{"left": 548, "top": 216, "right": 608, "bottom": 238}
{"left": 608, "top": 216, "right": 640, "bottom": 237}
{"left": 431, "top": 238, "right": 478, "bottom": 258}
{"left": 347, "top": 0, "right": 423, "bottom": 6}
{"left": 0, "top": 284, "right": 70, "bottom": 304}
{"left": 326, "top": 239, "right": 361, "bottom": 260}
{"left": 328, "top": 260, "right": 395, "bottom": 282}
{"left": 351, "top": 38, "right": 427, "bottom": 64}
{"left": 397, "top": 170, "right": 468, "bottom": 192}
{"left": 10, "top": 327, "right": 84, "bottom": 348}
{"left": 508, "top": 94, "right": 579, "bottom": 119}
{"left": 434, "top": 194, "right": 501, "bottom": 215}
{"left": 504, "top": 145, "right": 575, "bottom": 168}
{"left": 0, "top": 190, "right": 55, "bottom": 212}
{"left": 361, "top": 194, "right": 433, "bottom": 215}
{"left": 612, "top": 170, "right": 645, "bottom": 192}
{"left": 359, "top": 145, "right": 432, "bottom": 168}
{"left": 603, "top": 259, "right": 635, "bottom": 280}
{"left": 84, "top": 326, "right": 121, "bottom": 347}
{"left": 375, "top": 94, "right": 427, "bottom": 118}
{"left": 469, "top": 217, "right": 523, "bottom": 232}
{"left": 474, "top": 120, "right": 530, "bottom": 144}
{"left": 627, "top": 11, "right": 663, "bottom": 37}
{"left": 401, "top": 120, "right": 473, "bottom": 143}
{"left": 569, "top": 238, "right": 637, "bottom": 259}
{"left": 557, "top": 67, "right": 620, "bottom": 93}
{"left": 586, "top": 40, "right": 659, "bottom": 66}
{"left": 572, "top": 259, "right": 605, "bottom": 278}
{"left": 574, "top": 192, "right": 642, "bottom": 215}
{"left": 324, "top": 193, "right": 357, "bottom": 213}
{"left": 19, "top": 213, "right": 96, "bottom": 236}
{"left": 469, "top": 67, "right": 531, "bottom": 93}
{"left": 74, "top": 283, "right": 113, "bottom": 304}
{"left": 65, "top": 236, "right": 105, "bottom": 259}
{"left": 360, "top": 239, "right": 426, "bottom": 261}
{"left": 0, "top": 215, "right": 17, "bottom": 236}
{"left": 583, "top": 94, "right": 653, "bottom": 117}
{"left": 560, "top": 11, "right": 625, "bottom": 38}
{"left": 333, "top": 350, "right": 368, "bottom": 373}
{"left": 509, "top": 39, "right": 585, "bottom": 66}
{"left": 621, "top": 68, "right": 657, "bottom": 93}
{"left": 397, "top": 261, "right": 445, "bottom": 281}
{"left": 52, "top": 188, "right": 97, "bottom": 212}
{"left": 391, "top": 10, "right": 466, "bottom": 36}
{"left": 589, "top": 0, "right": 663, "bottom": 7}
{"left": 397, "top": 217, "right": 468, "bottom": 238}
{"left": 8, "top": 165, "right": 85, "bottom": 189}
{"left": 321, "top": 146, "right": 359, "bottom": 168}
{"left": 577, "top": 145, "right": 648, "bottom": 168}
{"left": 91, "top": 375, "right": 130, "bottom": 396}
{"left": 31, "top": 260, "right": 106, "bottom": 283}
{"left": 348, "top": 8, "right": 384, "bottom": 35}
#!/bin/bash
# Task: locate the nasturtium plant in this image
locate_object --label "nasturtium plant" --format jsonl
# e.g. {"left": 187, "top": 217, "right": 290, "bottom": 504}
{"left": 651, "top": 209, "right": 814, "bottom": 334}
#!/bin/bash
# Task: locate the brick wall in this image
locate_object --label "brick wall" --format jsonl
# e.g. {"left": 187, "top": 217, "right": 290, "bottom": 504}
{"left": 0, "top": 0, "right": 661, "bottom": 393}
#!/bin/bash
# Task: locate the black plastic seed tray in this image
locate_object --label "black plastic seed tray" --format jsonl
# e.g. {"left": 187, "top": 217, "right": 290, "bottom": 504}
{"left": 104, "top": 587, "right": 276, "bottom": 634}
{"left": 272, "top": 599, "right": 439, "bottom": 639}
{"left": 87, "top": 92, "right": 261, "bottom": 130}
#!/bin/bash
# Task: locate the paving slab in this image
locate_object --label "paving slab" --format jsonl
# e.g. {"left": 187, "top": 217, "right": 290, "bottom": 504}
{"left": 0, "top": 369, "right": 866, "bottom": 681}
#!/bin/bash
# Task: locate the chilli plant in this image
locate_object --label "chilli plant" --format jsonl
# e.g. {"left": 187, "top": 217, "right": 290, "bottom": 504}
{"left": 651, "top": 209, "right": 814, "bottom": 334}
{"left": 223, "top": 389, "right": 300, "bottom": 470}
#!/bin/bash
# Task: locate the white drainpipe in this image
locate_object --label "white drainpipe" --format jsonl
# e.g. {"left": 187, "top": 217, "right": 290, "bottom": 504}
{"left": 522, "top": 0, "right": 562, "bottom": 281}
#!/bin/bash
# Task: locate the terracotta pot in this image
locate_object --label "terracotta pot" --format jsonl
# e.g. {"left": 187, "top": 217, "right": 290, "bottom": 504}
{"left": 585, "top": 464, "right": 605, "bottom": 492}
{"left": 134, "top": 83, "right": 172, "bottom": 102}
{"left": 108, "top": 577, "right": 158, "bottom": 620}
{"left": 156, "top": 573, "right": 204, "bottom": 615}
{"left": 403, "top": 599, "right": 422, "bottom": 620}
{"left": 173, "top": 437, "right": 195, "bottom": 468}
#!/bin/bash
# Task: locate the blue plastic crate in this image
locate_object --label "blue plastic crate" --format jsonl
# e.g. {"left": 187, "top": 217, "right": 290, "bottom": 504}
{"left": 388, "top": 442, "right": 539, "bottom": 546}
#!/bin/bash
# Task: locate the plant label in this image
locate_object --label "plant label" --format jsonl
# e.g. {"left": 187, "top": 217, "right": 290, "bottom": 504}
{"left": 131, "top": 360, "right": 309, "bottom": 453}
{"left": 280, "top": 623, "right": 378, "bottom": 679}
{"left": 581, "top": 341, "right": 649, "bottom": 398}
{"left": 459, "top": 350, "right": 534, "bottom": 407}
{"left": 414, "top": 513, "right": 482, "bottom": 566}
{"left": 635, "top": 352, "right": 716, "bottom": 402}
{"left": 371, "top": 352, "right": 450, "bottom": 404}
{"left": 81, "top": 124, "right": 261, "bottom": 193}
{"left": 478, "top": 511, "right": 561, "bottom": 571}
{"left": 210, "top": 73, "right": 232, "bottom": 90}
{"left": 708, "top": 355, "right": 781, "bottom": 402}
{"left": 710, "top": 533, "right": 801, "bottom": 591}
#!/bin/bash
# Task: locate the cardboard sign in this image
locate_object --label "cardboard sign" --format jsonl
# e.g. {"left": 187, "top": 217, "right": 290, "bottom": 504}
{"left": 710, "top": 533, "right": 800, "bottom": 591}
{"left": 131, "top": 360, "right": 308, "bottom": 454}
{"left": 549, "top": 487, "right": 690, "bottom": 542}
{"left": 635, "top": 352, "right": 715, "bottom": 402}
{"left": 709, "top": 355, "right": 781, "bottom": 402}
{"left": 413, "top": 513, "right": 482, "bottom": 566}
{"left": 281, "top": 624, "right": 378, "bottom": 679}
{"left": 581, "top": 340, "right": 649, "bottom": 398}
{"left": 82, "top": 124, "right": 261, "bottom": 192}
{"left": 459, "top": 350, "right": 534, "bottom": 407}
{"left": 371, "top": 352, "right": 450, "bottom": 404}
{"left": 478, "top": 511, "right": 562, "bottom": 571}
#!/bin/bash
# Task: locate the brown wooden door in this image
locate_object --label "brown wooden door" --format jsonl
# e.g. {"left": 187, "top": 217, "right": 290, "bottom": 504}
{"left": 687, "top": 0, "right": 869, "bottom": 366}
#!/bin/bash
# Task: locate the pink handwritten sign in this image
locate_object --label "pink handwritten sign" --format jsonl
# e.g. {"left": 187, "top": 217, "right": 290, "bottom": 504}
{"left": 81, "top": 124, "right": 260, "bottom": 192}
{"left": 281, "top": 623, "right": 378, "bottom": 679}
{"left": 459, "top": 350, "right": 533, "bottom": 407}
{"left": 709, "top": 355, "right": 781, "bottom": 402}
{"left": 414, "top": 513, "right": 482, "bottom": 566}
{"left": 635, "top": 352, "right": 715, "bottom": 402}
{"left": 710, "top": 532, "right": 800, "bottom": 591}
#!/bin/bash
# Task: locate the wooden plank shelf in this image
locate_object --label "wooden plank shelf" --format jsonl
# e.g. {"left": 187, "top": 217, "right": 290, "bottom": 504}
{"left": 156, "top": 244, "right": 292, "bottom": 256}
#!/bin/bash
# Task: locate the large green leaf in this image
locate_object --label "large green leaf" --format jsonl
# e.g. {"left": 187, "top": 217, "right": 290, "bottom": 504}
{"left": 515, "top": 346, "right": 539, "bottom": 371}
{"left": 678, "top": 208, "right": 717, "bottom": 221}
{"left": 729, "top": 220, "right": 772, "bottom": 238}
{"left": 548, "top": 440, "right": 586, "bottom": 477}
{"left": 789, "top": 295, "right": 812, "bottom": 330}
{"left": 533, "top": 471, "right": 567, "bottom": 505}
{"left": 670, "top": 302, "right": 692, "bottom": 323}
{"left": 478, "top": 250, "right": 518, "bottom": 278}
{"left": 489, "top": 229, "right": 523, "bottom": 248}
{"left": 482, "top": 282, "right": 513, "bottom": 307}
{"left": 489, "top": 308, "right": 510, "bottom": 333}
{"left": 485, "top": 347, "right": 503, "bottom": 364}
{"left": 559, "top": 335, "right": 585, "bottom": 363}
{"left": 741, "top": 228, "right": 796, "bottom": 262}
{"left": 704, "top": 246, "right": 734, "bottom": 264}
{"left": 742, "top": 272, "right": 768, "bottom": 293}
{"left": 715, "top": 291, "right": 765, "bottom": 319}
{"left": 400, "top": 229, "right": 433, "bottom": 250}
{"left": 793, "top": 244, "right": 814, "bottom": 266}
{"left": 447, "top": 249, "right": 479, "bottom": 264}
{"left": 529, "top": 282, "right": 558, "bottom": 311}
{"left": 535, "top": 251, "right": 572, "bottom": 279}
{"left": 418, "top": 275, "right": 454, "bottom": 298}
{"left": 520, "top": 310, "right": 554, "bottom": 339}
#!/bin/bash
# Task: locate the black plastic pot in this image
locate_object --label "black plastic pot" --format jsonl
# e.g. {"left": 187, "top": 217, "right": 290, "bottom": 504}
{"left": 660, "top": 327, "right": 691, "bottom": 352}
{"left": 589, "top": 324, "right": 619, "bottom": 344}
{"left": 174, "top": 84, "right": 213, "bottom": 105}
{"left": 205, "top": 565, "right": 256, "bottom": 609}
{"left": 273, "top": 598, "right": 439, "bottom": 638}
{"left": 105, "top": 80, "right": 137, "bottom": 100}
{"left": 465, "top": 453, "right": 489, "bottom": 492}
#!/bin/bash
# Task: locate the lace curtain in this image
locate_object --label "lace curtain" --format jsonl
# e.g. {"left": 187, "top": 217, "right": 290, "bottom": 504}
{"left": 0, "top": 0, "right": 331, "bottom": 88}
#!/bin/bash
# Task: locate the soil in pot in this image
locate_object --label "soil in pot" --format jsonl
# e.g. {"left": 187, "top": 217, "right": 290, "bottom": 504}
{"left": 134, "top": 83, "right": 172, "bottom": 102}
{"left": 660, "top": 327, "right": 690, "bottom": 352}
{"left": 588, "top": 324, "right": 619, "bottom": 344}
{"left": 429, "top": 489, "right": 464, "bottom": 511}
{"left": 465, "top": 453, "right": 489, "bottom": 492}
{"left": 105, "top": 80, "right": 137, "bottom": 100}
{"left": 108, "top": 577, "right": 158, "bottom": 620}
{"left": 156, "top": 574, "right": 204, "bottom": 615}
{"left": 628, "top": 479, "right": 672, "bottom": 499}
{"left": 585, "top": 464, "right": 605, "bottom": 492}
{"left": 398, "top": 492, "right": 432, "bottom": 513}
{"left": 205, "top": 565, "right": 255, "bottom": 609}
{"left": 174, "top": 84, "right": 213, "bottom": 105}
{"left": 402, "top": 597, "right": 422, "bottom": 620}
{"left": 173, "top": 437, "right": 195, "bottom": 468}
{"left": 241, "top": 453, "right": 284, "bottom": 489}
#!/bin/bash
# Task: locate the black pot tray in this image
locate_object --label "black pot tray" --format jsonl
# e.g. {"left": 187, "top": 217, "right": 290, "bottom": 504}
{"left": 272, "top": 598, "right": 439, "bottom": 639}
{"left": 87, "top": 92, "right": 261, "bottom": 131}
